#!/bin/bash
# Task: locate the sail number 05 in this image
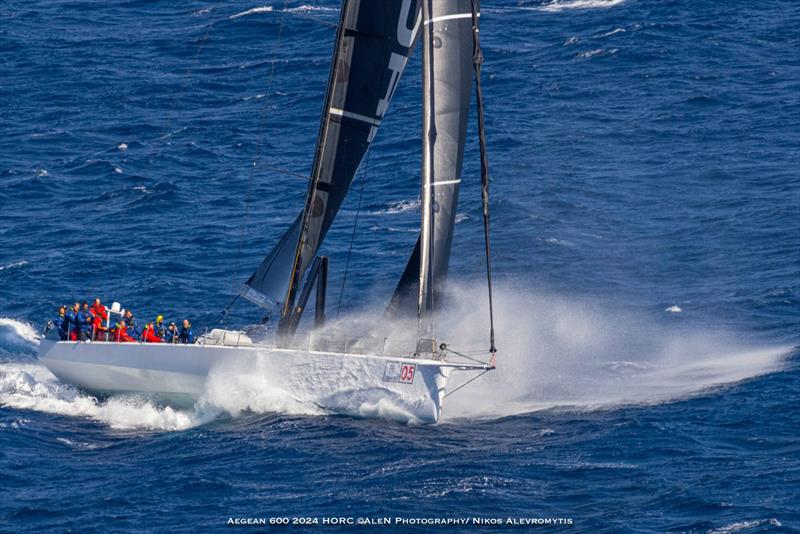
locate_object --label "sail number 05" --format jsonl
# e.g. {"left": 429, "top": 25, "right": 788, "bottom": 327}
{"left": 383, "top": 362, "right": 416, "bottom": 384}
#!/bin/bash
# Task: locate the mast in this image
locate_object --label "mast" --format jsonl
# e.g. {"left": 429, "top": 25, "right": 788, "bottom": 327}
{"left": 417, "top": 0, "right": 435, "bottom": 350}
{"left": 404, "top": 0, "right": 476, "bottom": 345}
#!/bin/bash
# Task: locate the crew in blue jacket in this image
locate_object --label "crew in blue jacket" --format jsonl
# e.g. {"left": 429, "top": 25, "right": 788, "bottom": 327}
{"left": 65, "top": 302, "right": 80, "bottom": 340}
{"left": 53, "top": 306, "right": 67, "bottom": 340}
{"left": 123, "top": 310, "right": 140, "bottom": 341}
{"left": 77, "top": 301, "right": 94, "bottom": 340}
{"left": 179, "top": 319, "right": 195, "bottom": 344}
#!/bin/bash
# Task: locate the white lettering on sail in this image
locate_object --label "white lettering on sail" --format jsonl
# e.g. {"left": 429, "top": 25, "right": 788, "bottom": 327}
{"left": 397, "top": 0, "right": 421, "bottom": 48}
{"left": 375, "top": 53, "right": 406, "bottom": 119}
{"left": 369, "top": 2, "right": 420, "bottom": 142}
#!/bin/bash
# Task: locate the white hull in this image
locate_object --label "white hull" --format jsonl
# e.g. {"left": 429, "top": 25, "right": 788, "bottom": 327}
{"left": 37, "top": 339, "right": 488, "bottom": 423}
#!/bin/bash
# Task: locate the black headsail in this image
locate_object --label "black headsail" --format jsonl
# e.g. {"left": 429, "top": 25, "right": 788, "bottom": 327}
{"left": 241, "top": 0, "right": 422, "bottom": 323}
{"left": 388, "top": 0, "right": 476, "bottom": 332}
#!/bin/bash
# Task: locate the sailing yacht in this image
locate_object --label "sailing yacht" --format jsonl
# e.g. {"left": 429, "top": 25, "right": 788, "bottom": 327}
{"left": 37, "top": 0, "right": 497, "bottom": 423}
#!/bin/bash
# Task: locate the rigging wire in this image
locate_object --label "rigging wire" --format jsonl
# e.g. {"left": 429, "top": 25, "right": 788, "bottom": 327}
{"left": 147, "top": 18, "right": 215, "bottom": 166}
{"left": 442, "top": 369, "right": 492, "bottom": 400}
{"left": 261, "top": 165, "right": 311, "bottom": 181}
{"left": 470, "top": 0, "right": 498, "bottom": 356}
{"left": 222, "top": 1, "right": 291, "bottom": 322}
{"left": 439, "top": 343, "right": 492, "bottom": 366}
{"left": 336, "top": 148, "right": 371, "bottom": 317}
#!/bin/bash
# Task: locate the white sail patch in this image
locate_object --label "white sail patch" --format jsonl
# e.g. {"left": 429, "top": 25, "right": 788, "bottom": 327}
{"left": 328, "top": 107, "right": 381, "bottom": 126}
{"left": 424, "top": 179, "right": 462, "bottom": 188}
{"left": 329, "top": 107, "right": 384, "bottom": 142}
{"left": 424, "top": 12, "right": 479, "bottom": 25}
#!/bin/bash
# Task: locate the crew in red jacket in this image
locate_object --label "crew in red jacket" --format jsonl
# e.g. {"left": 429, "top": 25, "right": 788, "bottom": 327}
{"left": 141, "top": 322, "right": 163, "bottom": 343}
{"left": 92, "top": 313, "right": 108, "bottom": 341}
{"left": 90, "top": 298, "right": 107, "bottom": 322}
{"left": 90, "top": 298, "right": 109, "bottom": 341}
{"left": 114, "top": 322, "right": 136, "bottom": 343}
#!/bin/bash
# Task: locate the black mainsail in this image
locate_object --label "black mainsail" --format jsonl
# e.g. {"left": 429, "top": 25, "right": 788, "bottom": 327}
{"left": 241, "top": 0, "right": 422, "bottom": 316}
{"left": 389, "top": 0, "right": 477, "bottom": 332}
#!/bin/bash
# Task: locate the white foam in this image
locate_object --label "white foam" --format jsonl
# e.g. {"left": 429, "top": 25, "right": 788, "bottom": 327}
{"left": 202, "top": 355, "right": 324, "bottom": 418}
{"left": 0, "top": 317, "right": 41, "bottom": 348}
{"left": 0, "top": 260, "right": 28, "bottom": 272}
{"left": 201, "top": 351, "right": 423, "bottom": 424}
{"left": 709, "top": 519, "right": 782, "bottom": 534}
{"left": 0, "top": 362, "right": 212, "bottom": 431}
{"left": 374, "top": 199, "right": 420, "bottom": 215}
{"left": 577, "top": 48, "right": 618, "bottom": 59}
{"left": 540, "top": 0, "right": 626, "bottom": 13}
{"left": 229, "top": 6, "right": 273, "bottom": 19}
{"left": 284, "top": 5, "right": 338, "bottom": 14}
{"left": 665, "top": 305, "right": 682, "bottom": 313}
{"left": 543, "top": 236, "right": 572, "bottom": 247}
{"left": 599, "top": 28, "right": 626, "bottom": 37}
{"left": 369, "top": 225, "right": 416, "bottom": 234}
{"left": 117, "top": 142, "right": 128, "bottom": 151}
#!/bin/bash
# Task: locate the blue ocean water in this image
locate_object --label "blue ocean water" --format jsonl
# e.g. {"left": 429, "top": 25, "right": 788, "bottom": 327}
{"left": 1, "top": 0, "right": 799, "bottom": 531}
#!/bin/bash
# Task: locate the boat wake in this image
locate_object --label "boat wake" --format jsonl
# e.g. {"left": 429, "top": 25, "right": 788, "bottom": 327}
{"left": 0, "top": 288, "right": 794, "bottom": 429}
{"left": 0, "top": 362, "right": 208, "bottom": 431}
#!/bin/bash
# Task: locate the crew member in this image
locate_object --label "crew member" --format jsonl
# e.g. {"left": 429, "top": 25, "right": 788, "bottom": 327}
{"left": 53, "top": 306, "right": 68, "bottom": 340}
{"left": 154, "top": 315, "right": 167, "bottom": 339}
{"left": 123, "top": 310, "right": 140, "bottom": 341}
{"left": 165, "top": 322, "right": 179, "bottom": 343}
{"left": 90, "top": 298, "right": 108, "bottom": 322}
{"left": 114, "top": 321, "right": 135, "bottom": 342}
{"left": 179, "top": 319, "right": 194, "bottom": 344}
{"left": 78, "top": 301, "right": 94, "bottom": 340}
{"left": 92, "top": 309, "right": 108, "bottom": 341}
{"left": 141, "top": 322, "right": 163, "bottom": 343}
{"left": 65, "top": 302, "right": 80, "bottom": 341}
